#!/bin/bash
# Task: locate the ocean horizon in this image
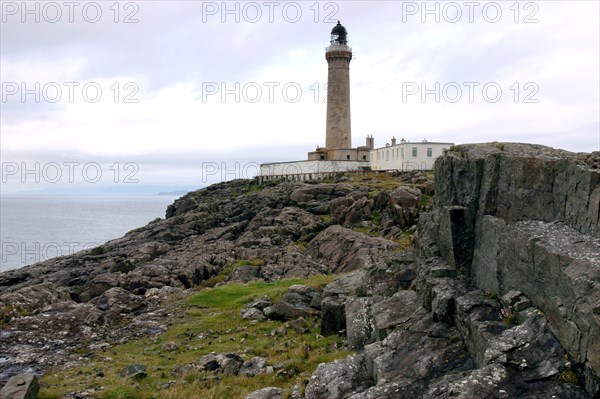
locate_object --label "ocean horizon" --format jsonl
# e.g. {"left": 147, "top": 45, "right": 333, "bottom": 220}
{"left": 0, "top": 195, "right": 180, "bottom": 272}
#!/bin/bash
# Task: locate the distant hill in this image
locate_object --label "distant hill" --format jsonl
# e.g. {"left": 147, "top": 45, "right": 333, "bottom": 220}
{"left": 156, "top": 190, "right": 189, "bottom": 196}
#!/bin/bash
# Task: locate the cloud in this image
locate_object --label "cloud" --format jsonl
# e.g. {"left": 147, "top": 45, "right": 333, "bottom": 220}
{"left": 1, "top": 0, "right": 598, "bottom": 194}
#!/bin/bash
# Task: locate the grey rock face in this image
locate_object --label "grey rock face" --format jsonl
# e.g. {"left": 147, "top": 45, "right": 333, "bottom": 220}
{"left": 240, "top": 307, "right": 267, "bottom": 321}
{"left": 92, "top": 287, "right": 144, "bottom": 314}
{"left": 291, "top": 183, "right": 355, "bottom": 211}
{"left": 345, "top": 297, "right": 375, "bottom": 350}
{"left": 497, "top": 220, "right": 600, "bottom": 393}
{"left": 0, "top": 374, "right": 39, "bottom": 399}
{"left": 264, "top": 287, "right": 322, "bottom": 321}
{"left": 420, "top": 143, "right": 600, "bottom": 396}
{"left": 245, "top": 387, "right": 283, "bottom": 399}
{"left": 320, "top": 296, "right": 346, "bottom": 336}
{"left": 199, "top": 352, "right": 244, "bottom": 376}
{"left": 306, "top": 226, "right": 398, "bottom": 273}
{"left": 240, "top": 357, "right": 269, "bottom": 377}
{"left": 434, "top": 143, "right": 599, "bottom": 238}
{"left": 229, "top": 265, "right": 262, "bottom": 282}
{"left": 304, "top": 354, "right": 374, "bottom": 399}
{"left": 119, "top": 364, "right": 147, "bottom": 380}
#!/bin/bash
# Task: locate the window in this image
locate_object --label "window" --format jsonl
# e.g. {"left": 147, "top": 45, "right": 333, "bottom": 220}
{"left": 362, "top": 155, "right": 366, "bottom": 160}
{"left": 386, "top": 150, "right": 389, "bottom": 161}
{"left": 320, "top": 155, "right": 325, "bottom": 160}
{"left": 347, "top": 155, "right": 350, "bottom": 160}
{"left": 427, "top": 147, "right": 432, "bottom": 157}
{"left": 412, "top": 147, "right": 417, "bottom": 157}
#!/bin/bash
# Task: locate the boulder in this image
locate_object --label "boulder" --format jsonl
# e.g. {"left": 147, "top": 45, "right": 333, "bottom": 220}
{"left": 306, "top": 226, "right": 398, "bottom": 273}
{"left": 388, "top": 186, "right": 421, "bottom": 208}
{"left": 93, "top": 287, "right": 144, "bottom": 314}
{"left": 264, "top": 286, "right": 321, "bottom": 321}
{"left": 345, "top": 297, "right": 375, "bottom": 350}
{"left": 229, "top": 265, "right": 261, "bottom": 282}
{"left": 291, "top": 184, "right": 355, "bottom": 209}
{"left": 240, "top": 357, "right": 269, "bottom": 377}
{"left": 245, "top": 387, "right": 283, "bottom": 399}
{"left": 241, "top": 307, "right": 267, "bottom": 321}
{"left": 119, "top": 364, "right": 147, "bottom": 380}
{"left": 0, "top": 283, "right": 70, "bottom": 317}
{"left": 264, "top": 293, "right": 319, "bottom": 321}
{"left": 200, "top": 352, "right": 243, "bottom": 376}
{"left": 304, "top": 354, "right": 373, "bottom": 399}
{"left": 199, "top": 353, "right": 220, "bottom": 371}
{"left": 323, "top": 269, "right": 367, "bottom": 296}
{"left": 372, "top": 290, "right": 419, "bottom": 338}
{"left": 320, "top": 296, "right": 346, "bottom": 336}
{"left": 0, "top": 374, "right": 39, "bottom": 399}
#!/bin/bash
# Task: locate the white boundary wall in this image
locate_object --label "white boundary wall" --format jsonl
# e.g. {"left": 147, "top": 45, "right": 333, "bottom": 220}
{"left": 260, "top": 160, "right": 368, "bottom": 176}
{"left": 259, "top": 160, "right": 369, "bottom": 181}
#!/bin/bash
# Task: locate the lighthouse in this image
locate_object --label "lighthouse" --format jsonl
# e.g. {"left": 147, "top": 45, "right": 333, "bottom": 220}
{"left": 307, "top": 22, "right": 372, "bottom": 162}
{"left": 325, "top": 21, "right": 352, "bottom": 151}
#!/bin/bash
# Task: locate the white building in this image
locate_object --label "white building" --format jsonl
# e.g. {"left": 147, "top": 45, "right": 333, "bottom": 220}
{"left": 258, "top": 138, "right": 453, "bottom": 181}
{"left": 370, "top": 138, "right": 453, "bottom": 171}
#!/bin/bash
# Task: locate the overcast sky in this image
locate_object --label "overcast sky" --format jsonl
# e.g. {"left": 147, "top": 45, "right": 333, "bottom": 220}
{"left": 1, "top": 0, "right": 599, "bottom": 193}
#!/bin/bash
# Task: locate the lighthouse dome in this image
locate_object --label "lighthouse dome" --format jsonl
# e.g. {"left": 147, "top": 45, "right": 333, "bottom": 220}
{"left": 330, "top": 21, "right": 348, "bottom": 44}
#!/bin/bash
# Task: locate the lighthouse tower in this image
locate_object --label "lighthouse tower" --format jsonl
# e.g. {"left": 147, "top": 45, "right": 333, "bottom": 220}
{"left": 308, "top": 22, "right": 372, "bottom": 162}
{"left": 325, "top": 21, "right": 352, "bottom": 151}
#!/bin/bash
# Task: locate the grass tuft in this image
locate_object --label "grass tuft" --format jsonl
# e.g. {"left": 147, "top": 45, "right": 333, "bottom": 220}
{"left": 38, "top": 274, "right": 347, "bottom": 399}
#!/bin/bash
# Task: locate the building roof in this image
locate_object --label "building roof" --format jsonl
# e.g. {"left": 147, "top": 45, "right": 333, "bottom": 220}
{"left": 330, "top": 21, "right": 348, "bottom": 44}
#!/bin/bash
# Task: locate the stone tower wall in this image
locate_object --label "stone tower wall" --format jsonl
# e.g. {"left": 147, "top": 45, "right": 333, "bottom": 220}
{"left": 325, "top": 46, "right": 352, "bottom": 150}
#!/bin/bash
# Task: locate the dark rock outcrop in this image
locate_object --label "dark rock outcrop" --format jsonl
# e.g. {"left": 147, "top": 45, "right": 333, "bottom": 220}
{"left": 305, "top": 354, "right": 374, "bottom": 399}
{"left": 306, "top": 226, "right": 398, "bottom": 273}
{"left": 264, "top": 285, "right": 321, "bottom": 321}
{"left": 200, "top": 352, "right": 244, "bottom": 376}
{"left": 301, "top": 143, "right": 597, "bottom": 399}
{"left": 420, "top": 143, "right": 600, "bottom": 396}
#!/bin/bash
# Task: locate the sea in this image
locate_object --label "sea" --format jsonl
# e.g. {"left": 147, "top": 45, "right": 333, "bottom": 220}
{"left": 0, "top": 195, "right": 180, "bottom": 272}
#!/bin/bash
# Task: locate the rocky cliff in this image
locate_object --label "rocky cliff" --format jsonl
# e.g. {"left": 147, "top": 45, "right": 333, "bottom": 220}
{"left": 0, "top": 143, "right": 598, "bottom": 399}
{"left": 420, "top": 143, "right": 600, "bottom": 395}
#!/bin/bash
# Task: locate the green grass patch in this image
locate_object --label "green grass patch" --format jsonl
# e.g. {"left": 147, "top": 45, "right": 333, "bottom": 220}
{"left": 232, "top": 259, "right": 264, "bottom": 267}
{"left": 293, "top": 241, "right": 309, "bottom": 250}
{"left": 352, "top": 226, "right": 381, "bottom": 238}
{"left": 103, "top": 387, "right": 147, "bottom": 399}
{"left": 556, "top": 367, "right": 579, "bottom": 385}
{"left": 189, "top": 275, "right": 337, "bottom": 310}
{"left": 320, "top": 215, "right": 332, "bottom": 222}
{"left": 199, "top": 259, "right": 264, "bottom": 288}
{"left": 371, "top": 212, "right": 382, "bottom": 225}
{"left": 189, "top": 280, "right": 300, "bottom": 310}
{"left": 243, "top": 183, "right": 262, "bottom": 195}
{"left": 347, "top": 173, "right": 402, "bottom": 191}
{"left": 38, "top": 274, "right": 347, "bottom": 399}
